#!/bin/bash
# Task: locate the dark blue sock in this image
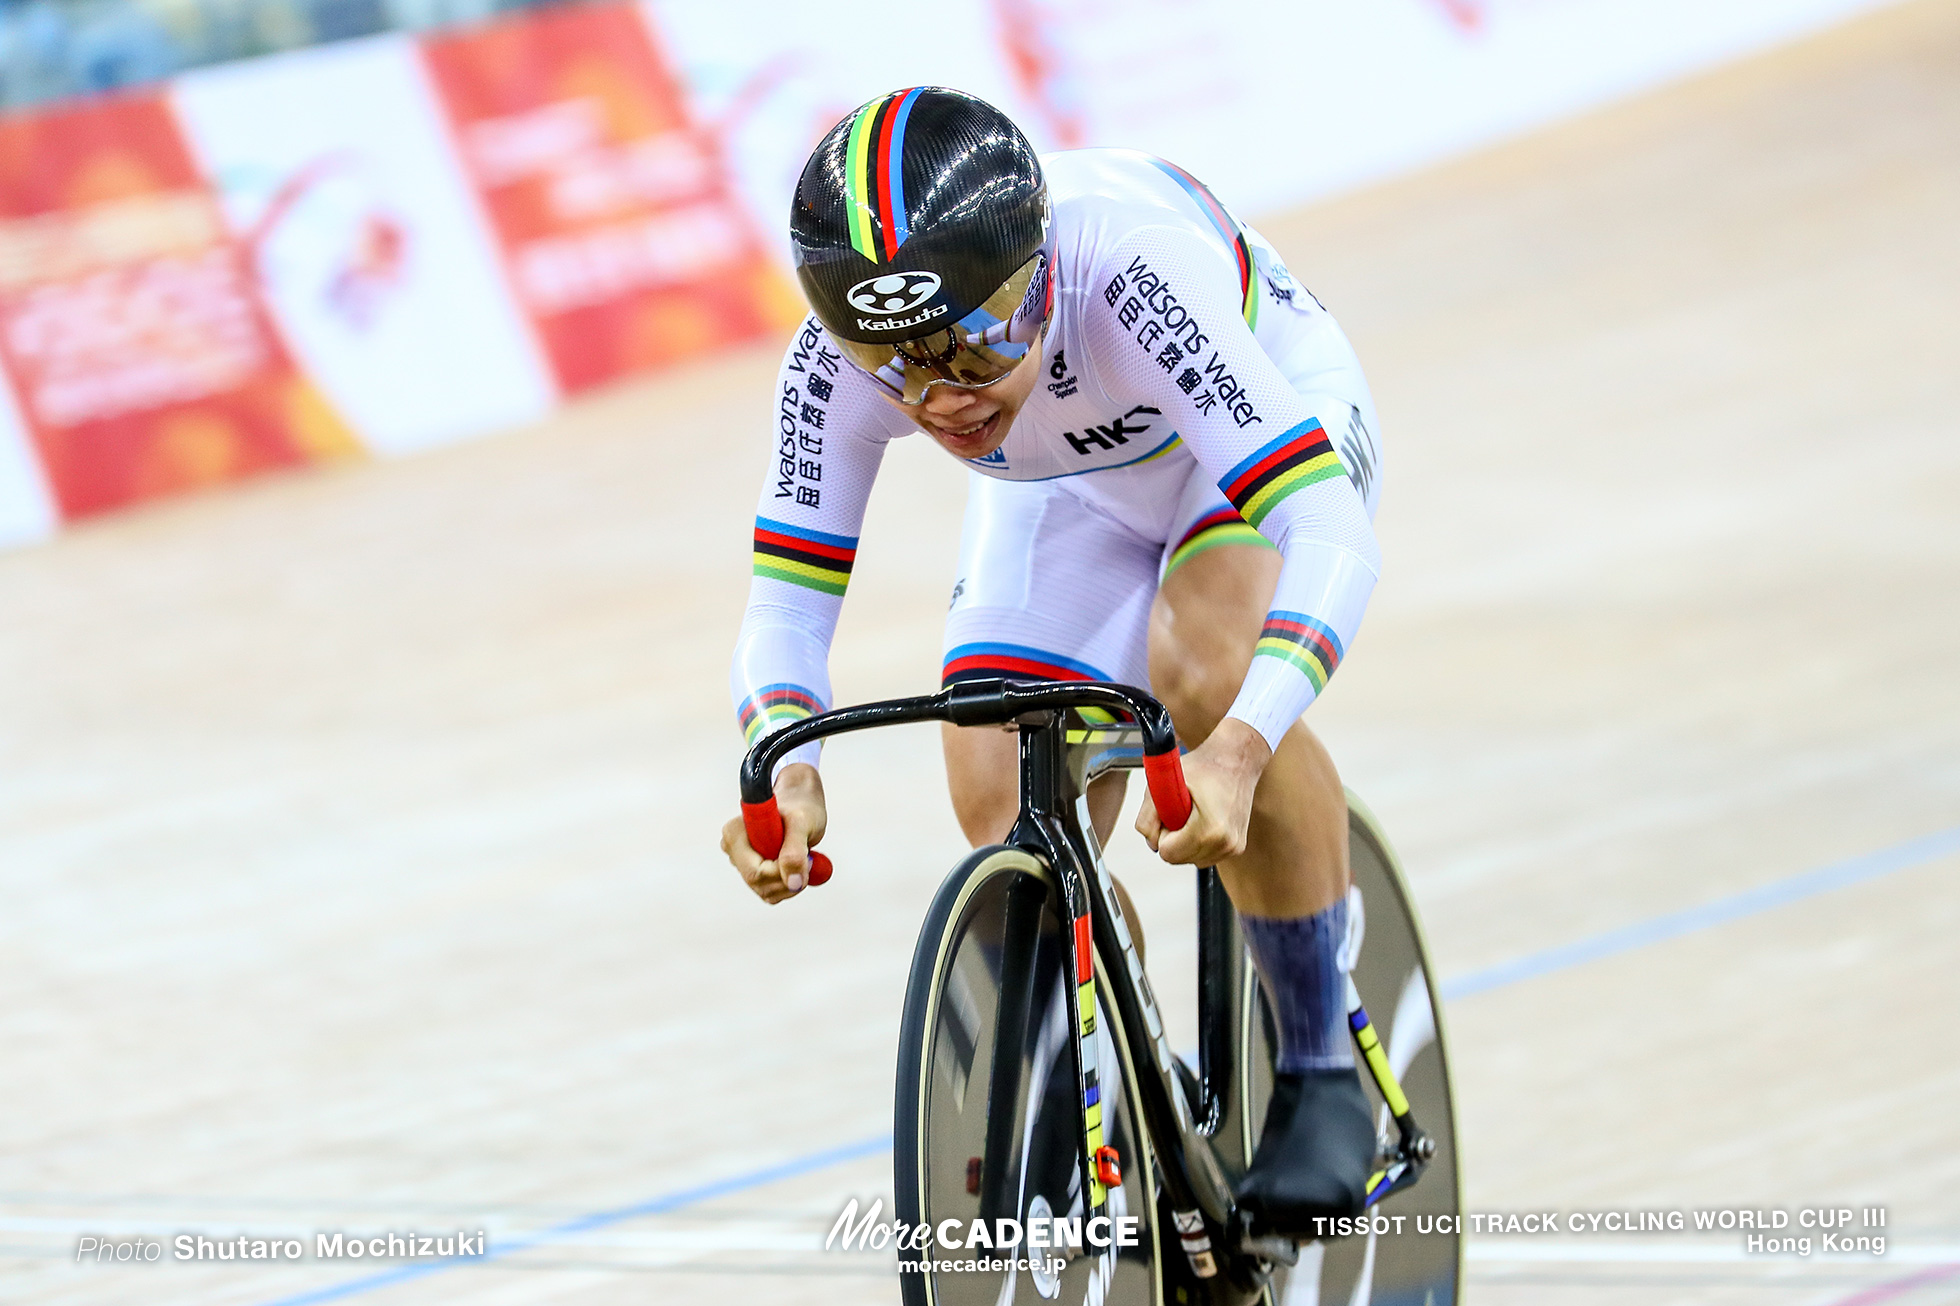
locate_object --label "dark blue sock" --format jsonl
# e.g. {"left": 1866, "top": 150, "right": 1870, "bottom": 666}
{"left": 1238, "top": 898, "right": 1353, "bottom": 1072}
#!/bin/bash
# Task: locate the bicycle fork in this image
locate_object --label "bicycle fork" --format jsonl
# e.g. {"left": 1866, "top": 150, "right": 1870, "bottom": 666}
{"left": 1347, "top": 977, "right": 1436, "bottom": 1206}
{"left": 1005, "top": 718, "right": 1123, "bottom": 1230}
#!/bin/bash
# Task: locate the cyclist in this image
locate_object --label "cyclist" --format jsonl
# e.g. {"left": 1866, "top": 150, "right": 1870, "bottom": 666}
{"left": 720, "top": 88, "right": 1385, "bottom": 1237}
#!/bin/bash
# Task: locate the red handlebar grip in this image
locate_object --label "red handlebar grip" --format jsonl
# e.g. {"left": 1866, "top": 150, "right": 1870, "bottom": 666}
{"left": 741, "top": 798, "right": 784, "bottom": 858}
{"left": 1142, "top": 751, "right": 1193, "bottom": 832}
{"left": 741, "top": 798, "right": 833, "bottom": 887}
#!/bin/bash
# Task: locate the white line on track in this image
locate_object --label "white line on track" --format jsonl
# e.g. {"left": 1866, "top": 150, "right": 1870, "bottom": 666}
{"left": 0, "top": 1217, "right": 820, "bottom": 1252}
{"left": 21, "top": 1213, "right": 1960, "bottom": 1267}
{"left": 1465, "top": 1240, "right": 1960, "bottom": 1265}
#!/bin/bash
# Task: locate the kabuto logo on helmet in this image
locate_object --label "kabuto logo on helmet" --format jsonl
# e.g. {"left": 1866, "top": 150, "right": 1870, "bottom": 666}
{"left": 847, "top": 271, "right": 941, "bottom": 317}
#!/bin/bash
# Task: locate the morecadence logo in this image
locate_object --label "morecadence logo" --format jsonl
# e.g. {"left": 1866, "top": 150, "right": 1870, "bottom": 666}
{"left": 827, "top": 1197, "right": 1141, "bottom": 1270}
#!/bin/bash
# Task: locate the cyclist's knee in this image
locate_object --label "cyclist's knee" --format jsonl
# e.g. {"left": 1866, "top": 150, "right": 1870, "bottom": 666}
{"left": 1238, "top": 723, "right": 1350, "bottom": 909}
{"left": 949, "top": 784, "right": 1016, "bottom": 848}
{"left": 1152, "top": 657, "right": 1239, "bottom": 745}
{"left": 1256, "top": 723, "right": 1345, "bottom": 819}
{"left": 1086, "top": 771, "right": 1128, "bottom": 844}
{"left": 942, "top": 721, "right": 1019, "bottom": 847}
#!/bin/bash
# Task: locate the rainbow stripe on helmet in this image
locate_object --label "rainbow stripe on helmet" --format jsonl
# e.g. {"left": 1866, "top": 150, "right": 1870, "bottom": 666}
{"left": 845, "top": 87, "right": 925, "bottom": 264}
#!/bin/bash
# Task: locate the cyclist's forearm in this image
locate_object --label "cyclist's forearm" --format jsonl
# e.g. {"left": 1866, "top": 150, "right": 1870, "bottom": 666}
{"left": 734, "top": 331, "right": 891, "bottom": 772}
{"left": 731, "top": 615, "right": 833, "bottom": 773}
{"left": 1222, "top": 541, "right": 1377, "bottom": 752}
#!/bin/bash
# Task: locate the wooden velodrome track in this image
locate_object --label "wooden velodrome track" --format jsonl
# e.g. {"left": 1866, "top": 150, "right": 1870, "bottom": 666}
{"left": 4, "top": 4, "right": 1957, "bottom": 1303}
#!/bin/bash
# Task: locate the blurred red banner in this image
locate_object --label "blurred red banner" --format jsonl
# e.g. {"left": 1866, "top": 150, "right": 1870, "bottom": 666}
{"left": 421, "top": 3, "right": 798, "bottom": 394}
{"left": 0, "top": 93, "right": 357, "bottom": 518}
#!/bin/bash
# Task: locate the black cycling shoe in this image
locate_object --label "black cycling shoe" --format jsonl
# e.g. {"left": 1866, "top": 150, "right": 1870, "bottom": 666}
{"left": 1235, "top": 1067, "right": 1376, "bottom": 1238}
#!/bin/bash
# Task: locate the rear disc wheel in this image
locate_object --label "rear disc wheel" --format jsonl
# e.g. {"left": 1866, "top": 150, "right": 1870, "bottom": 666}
{"left": 1228, "top": 798, "right": 1464, "bottom": 1306}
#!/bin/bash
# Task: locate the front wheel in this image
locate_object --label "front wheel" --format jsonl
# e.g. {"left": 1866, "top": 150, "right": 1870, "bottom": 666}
{"left": 896, "top": 846, "right": 1163, "bottom": 1305}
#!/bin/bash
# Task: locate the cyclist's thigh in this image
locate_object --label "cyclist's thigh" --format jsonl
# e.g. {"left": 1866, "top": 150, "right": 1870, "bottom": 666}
{"left": 943, "top": 471, "right": 1161, "bottom": 693}
{"left": 1147, "top": 465, "right": 1280, "bottom": 738}
{"left": 1152, "top": 465, "right": 1349, "bottom": 909}
{"left": 941, "top": 473, "right": 1159, "bottom": 832}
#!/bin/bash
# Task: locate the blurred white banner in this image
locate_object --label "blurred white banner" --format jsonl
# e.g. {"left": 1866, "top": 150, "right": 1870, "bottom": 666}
{"left": 171, "top": 37, "right": 556, "bottom": 459}
{"left": 0, "top": 371, "right": 55, "bottom": 548}
{"left": 0, "top": 0, "right": 1899, "bottom": 542}
{"left": 654, "top": 0, "right": 1896, "bottom": 256}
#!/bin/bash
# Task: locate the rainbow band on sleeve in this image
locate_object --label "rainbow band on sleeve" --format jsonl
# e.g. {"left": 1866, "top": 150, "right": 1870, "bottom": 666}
{"left": 844, "top": 87, "right": 924, "bottom": 263}
{"left": 1164, "top": 505, "right": 1274, "bottom": 576}
{"left": 1217, "top": 419, "right": 1345, "bottom": 529}
{"left": 1253, "top": 611, "right": 1344, "bottom": 692}
{"left": 753, "top": 517, "right": 858, "bottom": 597}
{"left": 737, "top": 683, "right": 825, "bottom": 745}
{"left": 1148, "top": 156, "right": 1259, "bottom": 329}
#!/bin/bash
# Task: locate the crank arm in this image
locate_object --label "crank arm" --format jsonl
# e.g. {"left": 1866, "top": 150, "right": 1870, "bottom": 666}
{"left": 1237, "top": 1229, "right": 1300, "bottom": 1267}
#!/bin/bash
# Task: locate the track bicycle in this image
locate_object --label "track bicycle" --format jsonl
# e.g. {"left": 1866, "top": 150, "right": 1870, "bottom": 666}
{"left": 739, "top": 678, "right": 1461, "bottom": 1305}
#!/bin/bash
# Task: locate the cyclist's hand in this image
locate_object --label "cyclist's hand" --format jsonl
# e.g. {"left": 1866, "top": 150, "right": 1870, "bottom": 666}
{"left": 721, "top": 762, "right": 828, "bottom": 903}
{"left": 1136, "top": 719, "right": 1269, "bottom": 866}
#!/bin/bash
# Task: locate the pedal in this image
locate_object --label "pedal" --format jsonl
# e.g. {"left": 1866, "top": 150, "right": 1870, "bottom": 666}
{"left": 1237, "top": 1231, "right": 1300, "bottom": 1267}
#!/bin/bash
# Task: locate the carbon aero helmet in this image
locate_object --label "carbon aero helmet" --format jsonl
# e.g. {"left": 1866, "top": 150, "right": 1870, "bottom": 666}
{"left": 791, "top": 87, "right": 1052, "bottom": 404}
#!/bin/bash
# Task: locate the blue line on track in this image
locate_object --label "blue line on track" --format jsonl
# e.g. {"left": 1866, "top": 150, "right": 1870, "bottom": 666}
{"left": 252, "top": 821, "right": 1960, "bottom": 1305}
{"left": 1439, "top": 822, "right": 1960, "bottom": 1000}
{"left": 251, "top": 1133, "right": 891, "bottom": 1306}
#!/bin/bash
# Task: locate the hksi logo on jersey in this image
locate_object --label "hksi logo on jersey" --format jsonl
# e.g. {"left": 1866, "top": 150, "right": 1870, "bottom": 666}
{"left": 1062, "top": 405, "right": 1160, "bottom": 456}
{"left": 847, "top": 271, "right": 941, "bottom": 317}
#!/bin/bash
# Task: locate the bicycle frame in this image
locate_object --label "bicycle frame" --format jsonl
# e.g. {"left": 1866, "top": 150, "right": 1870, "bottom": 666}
{"left": 1006, "top": 699, "right": 1244, "bottom": 1282}
{"left": 738, "top": 677, "right": 1432, "bottom": 1293}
